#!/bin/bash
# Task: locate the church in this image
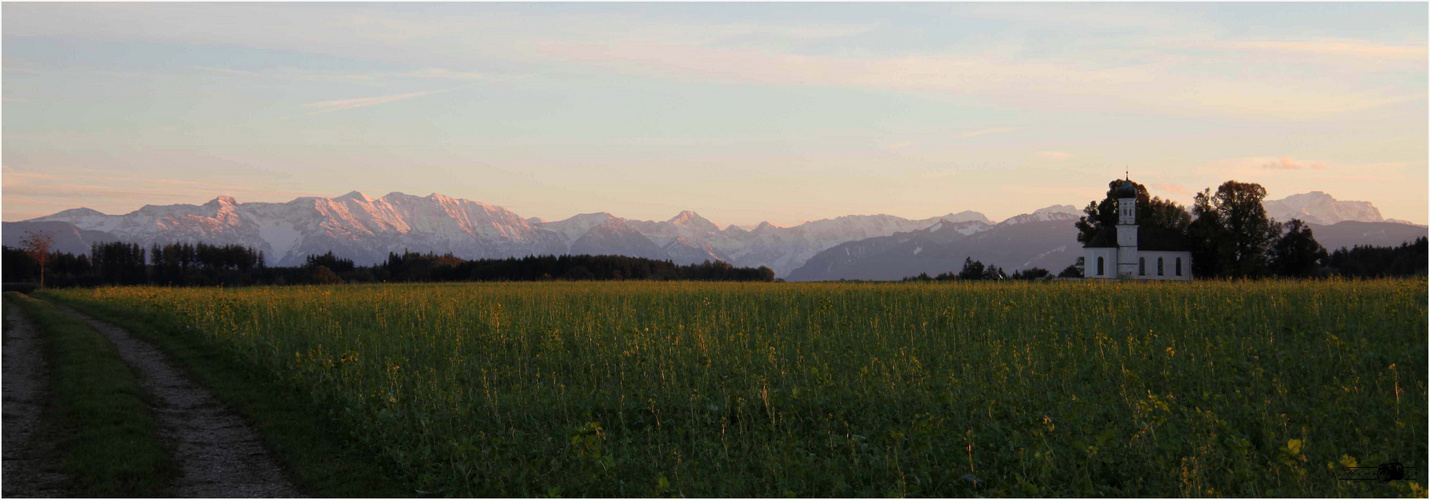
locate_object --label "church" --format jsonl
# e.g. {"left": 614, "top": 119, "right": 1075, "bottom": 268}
{"left": 1083, "top": 179, "right": 1193, "bottom": 280}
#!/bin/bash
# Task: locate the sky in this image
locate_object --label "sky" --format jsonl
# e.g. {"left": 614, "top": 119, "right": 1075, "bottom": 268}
{"left": 3, "top": 2, "right": 1426, "bottom": 226}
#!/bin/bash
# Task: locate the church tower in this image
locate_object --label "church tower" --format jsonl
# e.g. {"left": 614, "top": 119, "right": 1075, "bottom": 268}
{"left": 1115, "top": 177, "right": 1138, "bottom": 278}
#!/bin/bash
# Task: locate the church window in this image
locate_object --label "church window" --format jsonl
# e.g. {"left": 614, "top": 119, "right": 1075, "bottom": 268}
{"left": 1176, "top": 258, "right": 1182, "bottom": 276}
{"left": 1158, "top": 257, "right": 1164, "bottom": 276}
{"left": 1097, "top": 257, "right": 1104, "bottom": 276}
{"left": 1139, "top": 257, "right": 1145, "bottom": 275}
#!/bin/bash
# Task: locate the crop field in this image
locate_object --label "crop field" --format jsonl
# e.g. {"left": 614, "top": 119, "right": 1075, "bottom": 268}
{"left": 48, "top": 279, "right": 1427, "bottom": 497}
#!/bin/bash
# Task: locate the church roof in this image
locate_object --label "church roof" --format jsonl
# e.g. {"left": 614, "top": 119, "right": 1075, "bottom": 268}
{"left": 1083, "top": 226, "right": 1194, "bottom": 251}
{"left": 1083, "top": 228, "right": 1118, "bottom": 248}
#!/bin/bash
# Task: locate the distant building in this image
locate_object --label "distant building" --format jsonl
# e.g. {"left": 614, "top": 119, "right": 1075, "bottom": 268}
{"left": 1083, "top": 178, "right": 1192, "bottom": 280}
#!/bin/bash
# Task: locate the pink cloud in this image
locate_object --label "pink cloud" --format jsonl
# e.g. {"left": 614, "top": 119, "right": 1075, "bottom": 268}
{"left": 1262, "top": 157, "right": 1327, "bottom": 170}
{"left": 1154, "top": 182, "right": 1189, "bottom": 195}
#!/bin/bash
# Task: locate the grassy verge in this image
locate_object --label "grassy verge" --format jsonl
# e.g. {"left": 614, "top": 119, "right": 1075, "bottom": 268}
{"left": 5, "top": 292, "right": 173, "bottom": 496}
{"left": 43, "top": 292, "right": 410, "bottom": 497}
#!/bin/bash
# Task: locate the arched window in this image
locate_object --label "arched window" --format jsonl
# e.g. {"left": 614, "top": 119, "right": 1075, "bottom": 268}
{"left": 1176, "top": 257, "right": 1182, "bottom": 276}
{"left": 1157, "top": 257, "right": 1164, "bottom": 276}
{"left": 1139, "top": 257, "right": 1145, "bottom": 275}
{"left": 1097, "top": 256, "right": 1104, "bottom": 276}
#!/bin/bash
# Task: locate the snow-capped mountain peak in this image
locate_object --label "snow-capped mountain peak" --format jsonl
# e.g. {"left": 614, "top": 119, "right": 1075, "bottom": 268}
{"left": 205, "top": 195, "right": 239, "bottom": 207}
{"left": 335, "top": 191, "right": 374, "bottom": 203}
{"left": 924, "top": 218, "right": 992, "bottom": 236}
{"left": 752, "top": 221, "right": 785, "bottom": 234}
{"left": 48, "top": 207, "right": 105, "bottom": 218}
{"left": 1263, "top": 191, "right": 1382, "bottom": 225}
{"left": 668, "top": 210, "right": 700, "bottom": 224}
{"left": 999, "top": 210, "right": 1079, "bottom": 226}
{"left": 934, "top": 210, "right": 993, "bottom": 225}
{"left": 538, "top": 212, "right": 621, "bottom": 246}
{"left": 1033, "top": 204, "right": 1079, "bottom": 216}
{"left": 665, "top": 210, "right": 720, "bottom": 232}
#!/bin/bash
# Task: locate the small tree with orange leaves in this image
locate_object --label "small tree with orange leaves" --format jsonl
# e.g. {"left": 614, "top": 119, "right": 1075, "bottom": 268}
{"left": 20, "top": 231, "right": 54, "bottom": 289}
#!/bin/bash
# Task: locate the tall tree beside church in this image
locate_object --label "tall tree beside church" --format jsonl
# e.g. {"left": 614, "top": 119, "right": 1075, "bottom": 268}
{"left": 1075, "top": 179, "right": 1191, "bottom": 245}
{"left": 1187, "top": 188, "right": 1225, "bottom": 277}
{"left": 1192, "top": 180, "right": 1282, "bottom": 278}
{"left": 1268, "top": 219, "right": 1328, "bottom": 277}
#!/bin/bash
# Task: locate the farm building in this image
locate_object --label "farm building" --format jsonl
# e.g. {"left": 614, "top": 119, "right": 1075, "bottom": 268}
{"left": 1083, "top": 178, "right": 1192, "bottom": 280}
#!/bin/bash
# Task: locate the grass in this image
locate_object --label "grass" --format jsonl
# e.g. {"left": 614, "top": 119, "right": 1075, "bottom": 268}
{"left": 48, "top": 292, "right": 410, "bottom": 497}
{"left": 5, "top": 292, "right": 173, "bottom": 496}
{"left": 47, "top": 279, "right": 1430, "bottom": 497}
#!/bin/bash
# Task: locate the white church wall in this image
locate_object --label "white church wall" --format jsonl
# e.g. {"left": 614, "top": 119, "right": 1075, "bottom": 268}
{"left": 1083, "top": 248, "right": 1119, "bottom": 279}
{"left": 1133, "top": 251, "right": 1192, "bottom": 281}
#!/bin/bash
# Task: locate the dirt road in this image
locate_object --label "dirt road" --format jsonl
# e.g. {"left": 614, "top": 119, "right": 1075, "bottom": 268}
{"left": 61, "top": 306, "right": 300, "bottom": 497}
{"left": 2, "top": 303, "right": 68, "bottom": 497}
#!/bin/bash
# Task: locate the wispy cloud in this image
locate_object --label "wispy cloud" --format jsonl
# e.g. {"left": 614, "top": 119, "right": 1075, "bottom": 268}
{"left": 393, "top": 68, "right": 487, "bottom": 81}
{"left": 1036, "top": 151, "right": 1071, "bottom": 161}
{"left": 302, "top": 89, "right": 445, "bottom": 115}
{"left": 648, "top": 22, "right": 875, "bottom": 42}
{"left": 190, "top": 66, "right": 491, "bottom": 84}
{"left": 1220, "top": 39, "right": 1427, "bottom": 61}
{"left": 191, "top": 65, "right": 256, "bottom": 76}
{"left": 956, "top": 127, "right": 1018, "bottom": 139}
{"left": 886, "top": 141, "right": 916, "bottom": 150}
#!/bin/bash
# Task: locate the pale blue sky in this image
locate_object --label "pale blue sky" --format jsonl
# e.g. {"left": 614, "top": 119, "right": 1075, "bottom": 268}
{"left": 4, "top": 3, "right": 1426, "bottom": 225}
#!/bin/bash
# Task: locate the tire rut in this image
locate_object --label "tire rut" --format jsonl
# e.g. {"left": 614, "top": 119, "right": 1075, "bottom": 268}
{"left": 2, "top": 303, "right": 68, "bottom": 497}
{"left": 59, "top": 305, "right": 300, "bottom": 497}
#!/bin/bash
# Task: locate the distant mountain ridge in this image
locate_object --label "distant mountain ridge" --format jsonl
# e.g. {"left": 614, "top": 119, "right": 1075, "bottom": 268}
{"left": 19, "top": 191, "right": 999, "bottom": 276}
{"left": 785, "top": 206, "right": 1080, "bottom": 281}
{"left": 12, "top": 190, "right": 1420, "bottom": 279}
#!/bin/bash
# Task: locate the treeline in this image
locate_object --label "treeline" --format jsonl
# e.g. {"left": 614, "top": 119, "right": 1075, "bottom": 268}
{"left": 1, "top": 240, "right": 775, "bottom": 288}
{"left": 4, "top": 241, "right": 274, "bottom": 287}
{"left": 362, "top": 252, "right": 776, "bottom": 284}
{"left": 1325, "top": 237, "right": 1427, "bottom": 278}
{"left": 296, "top": 251, "right": 776, "bottom": 284}
{"left": 902, "top": 258, "right": 1054, "bottom": 282}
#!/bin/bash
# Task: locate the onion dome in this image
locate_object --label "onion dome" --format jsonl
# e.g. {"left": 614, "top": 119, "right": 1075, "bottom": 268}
{"left": 1116, "top": 180, "right": 1138, "bottom": 199}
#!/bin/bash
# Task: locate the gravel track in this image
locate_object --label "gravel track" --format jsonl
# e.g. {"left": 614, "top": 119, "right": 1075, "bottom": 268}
{"left": 61, "top": 305, "right": 300, "bottom": 497}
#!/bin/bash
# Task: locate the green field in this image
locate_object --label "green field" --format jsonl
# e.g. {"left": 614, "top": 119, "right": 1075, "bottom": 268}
{"left": 47, "top": 280, "right": 1428, "bottom": 497}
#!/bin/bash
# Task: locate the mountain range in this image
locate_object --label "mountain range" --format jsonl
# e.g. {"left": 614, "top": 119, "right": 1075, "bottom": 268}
{"left": 3, "top": 190, "right": 1422, "bottom": 280}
